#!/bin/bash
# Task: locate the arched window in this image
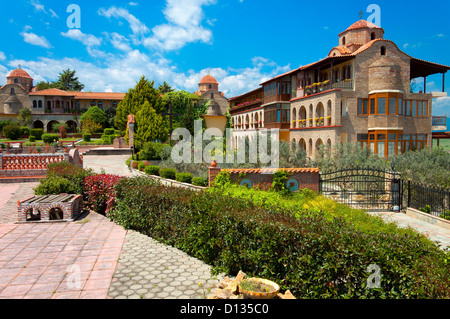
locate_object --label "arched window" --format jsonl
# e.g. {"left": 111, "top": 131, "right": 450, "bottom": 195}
{"left": 371, "top": 32, "right": 376, "bottom": 40}
{"left": 38, "top": 100, "right": 42, "bottom": 108}
{"left": 209, "top": 84, "right": 212, "bottom": 89}
{"left": 10, "top": 88, "right": 15, "bottom": 94}
{"left": 381, "top": 46, "right": 386, "bottom": 56}
{"left": 14, "top": 78, "right": 19, "bottom": 84}
{"left": 342, "top": 36, "right": 346, "bottom": 46}
{"left": 33, "top": 100, "right": 37, "bottom": 108}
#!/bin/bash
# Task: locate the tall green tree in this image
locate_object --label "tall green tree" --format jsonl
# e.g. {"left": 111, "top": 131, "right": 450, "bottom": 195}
{"left": 162, "top": 90, "right": 208, "bottom": 135}
{"left": 54, "top": 69, "right": 85, "bottom": 91}
{"left": 17, "top": 108, "right": 33, "bottom": 126}
{"left": 35, "top": 69, "right": 85, "bottom": 91}
{"left": 158, "top": 81, "right": 174, "bottom": 94}
{"left": 134, "top": 101, "right": 168, "bottom": 149}
{"left": 115, "top": 76, "right": 165, "bottom": 133}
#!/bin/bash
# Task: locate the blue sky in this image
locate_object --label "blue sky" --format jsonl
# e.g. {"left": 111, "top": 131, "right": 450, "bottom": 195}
{"left": 1, "top": 0, "right": 449, "bottom": 115}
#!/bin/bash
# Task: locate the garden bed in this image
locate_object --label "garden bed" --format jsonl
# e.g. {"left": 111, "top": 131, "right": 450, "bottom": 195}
{"left": 107, "top": 176, "right": 450, "bottom": 299}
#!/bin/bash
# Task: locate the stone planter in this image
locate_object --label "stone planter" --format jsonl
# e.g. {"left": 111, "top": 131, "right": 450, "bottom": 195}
{"left": 239, "top": 278, "right": 280, "bottom": 300}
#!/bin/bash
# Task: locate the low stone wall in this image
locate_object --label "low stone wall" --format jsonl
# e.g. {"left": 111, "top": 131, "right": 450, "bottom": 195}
{"left": 209, "top": 164, "right": 320, "bottom": 192}
{"left": 134, "top": 170, "right": 207, "bottom": 192}
{"left": 406, "top": 207, "right": 450, "bottom": 230}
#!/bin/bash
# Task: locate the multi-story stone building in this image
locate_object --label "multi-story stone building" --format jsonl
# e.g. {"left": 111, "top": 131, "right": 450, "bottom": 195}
{"left": 0, "top": 68, "right": 125, "bottom": 133}
{"left": 229, "top": 20, "right": 449, "bottom": 158}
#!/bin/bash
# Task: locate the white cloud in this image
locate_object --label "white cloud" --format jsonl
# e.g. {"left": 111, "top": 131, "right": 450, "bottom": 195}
{"left": 5, "top": 50, "right": 288, "bottom": 98}
{"left": 98, "top": 6, "right": 149, "bottom": 44}
{"left": 30, "top": 0, "right": 58, "bottom": 18}
{"left": 61, "top": 29, "right": 102, "bottom": 47}
{"left": 0, "top": 51, "right": 5, "bottom": 61}
{"left": 105, "top": 32, "right": 132, "bottom": 52}
{"left": 20, "top": 31, "right": 52, "bottom": 49}
{"left": 144, "top": 0, "right": 216, "bottom": 51}
{"left": 433, "top": 96, "right": 450, "bottom": 116}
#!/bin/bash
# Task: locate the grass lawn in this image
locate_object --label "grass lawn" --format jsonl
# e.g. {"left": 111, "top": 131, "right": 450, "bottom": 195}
{"left": 433, "top": 138, "right": 450, "bottom": 152}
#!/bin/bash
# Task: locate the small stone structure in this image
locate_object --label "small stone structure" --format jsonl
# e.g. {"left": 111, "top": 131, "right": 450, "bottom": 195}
{"left": 18, "top": 194, "right": 83, "bottom": 222}
{"left": 208, "top": 161, "right": 320, "bottom": 192}
{"left": 209, "top": 270, "right": 296, "bottom": 299}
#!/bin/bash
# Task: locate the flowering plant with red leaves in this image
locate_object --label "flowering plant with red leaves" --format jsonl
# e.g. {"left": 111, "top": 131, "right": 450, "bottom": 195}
{"left": 84, "top": 174, "right": 123, "bottom": 215}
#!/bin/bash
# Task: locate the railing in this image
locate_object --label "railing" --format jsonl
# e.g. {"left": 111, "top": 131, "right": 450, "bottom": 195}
{"left": 432, "top": 116, "right": 447, "bottom": 126}
{"left": 404, "top": 180, "right": 450, "bottom": 218}
{"left": 305, "top": 79, "right": 354, "bottom": 96}
{"left": 0, "top": 153, "right": 66, "bottom": 170}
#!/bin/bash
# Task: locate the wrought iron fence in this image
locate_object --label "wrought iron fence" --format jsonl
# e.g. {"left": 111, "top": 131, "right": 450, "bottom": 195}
{"left": 319, "top": 167, "right": 449, "bottom": 216}
{"left": 404, "top": 180, "right": 450, "bottom": 218}
{"left": 319, "top": 167, "right": 402, "bottom": 211}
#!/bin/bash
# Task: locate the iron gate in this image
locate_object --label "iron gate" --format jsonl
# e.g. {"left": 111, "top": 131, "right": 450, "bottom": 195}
{"left": 319, "top": 168, "right": 402, "bottom": 211}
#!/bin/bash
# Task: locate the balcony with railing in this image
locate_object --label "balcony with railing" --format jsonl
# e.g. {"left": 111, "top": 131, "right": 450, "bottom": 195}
{"left": 432, "top": 115, "right": 448, "bottom": 131}
{"left": 304, "top": 79, "right": 354, "bottom": 96}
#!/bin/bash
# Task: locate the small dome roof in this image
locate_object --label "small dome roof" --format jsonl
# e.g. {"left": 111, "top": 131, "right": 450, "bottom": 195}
{"left": 345, "top": 20, "right": 381, "bottom": 32}
{"left": 199, "top": 75, "right": 218, "bottom": 84}
{"left": 8, "top": 69, "right": 33, "bottom": 79}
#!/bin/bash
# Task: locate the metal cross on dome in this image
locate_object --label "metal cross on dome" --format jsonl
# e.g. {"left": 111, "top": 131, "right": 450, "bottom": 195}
{"left": 359, "top": 10, "right": 364, "bottom": 19}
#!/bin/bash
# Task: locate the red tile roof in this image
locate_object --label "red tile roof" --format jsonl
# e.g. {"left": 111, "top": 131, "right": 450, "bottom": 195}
{"left": 223, "top": 168, "right": 319, "bottom": 174}
{"left": 344, "top": 20, "right": 381, "bottom": 32}
{"left": 8, "top": 69, "right": 33, "bottom": 79}
{"left": 29, "top": 88, "right": 74, "bottom": 97}
{"left": 29, "top": 89, "right": 125, "bottom": 100}
{"left": 199, "top": 75, "right": 218, "bottom": 84}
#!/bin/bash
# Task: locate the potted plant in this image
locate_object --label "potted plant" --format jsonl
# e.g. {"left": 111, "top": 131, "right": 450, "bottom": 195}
{"left": 239, "top": 278, "right": 280, "bottom": 299}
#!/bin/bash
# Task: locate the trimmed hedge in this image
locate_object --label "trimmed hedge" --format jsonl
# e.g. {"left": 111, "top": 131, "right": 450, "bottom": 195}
{"left": 160, "top": 168, "right": 176, "bottom": 180}
{"left": 108, "top": 176, "right": 450, "bottom": 299}
{"left": 83, "top": 134, "right": 91, "bottom": 142}
{"left": 192, "top": 177, "right": 208, "bottom": 187}
{"left": 176, "top": 172, "right": 192, "bottom": 184}
{"left": 144, "top": 165, "right": 160, "bottom": 176}
{"left": 30, "top": 128, "right": 44, "bottom": 140}
{"left": 3, "top": 125, "right": 22, "bottom": 140}
{"left": 42, "top": 133, "right": 59, "bottom": 144}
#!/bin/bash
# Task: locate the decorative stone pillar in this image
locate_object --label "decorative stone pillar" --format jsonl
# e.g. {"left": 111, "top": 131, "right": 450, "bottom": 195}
{"left": 208, "top": 160, "right": 221, "bottom": 187}
{"left": 127, "top": 114, "right": 136, "bottom": 148}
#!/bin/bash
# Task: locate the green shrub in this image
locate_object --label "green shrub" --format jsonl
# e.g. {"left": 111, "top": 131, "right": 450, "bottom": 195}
{"left": 42, "top": 133, "right": 59, "bottom": 144}
{"left": 271, "top": 169, "right": 290, "bottom": 193}
{"left": 176, "top": 172, "right": 192, "bottom": 184}
{"left": 45, "top": 161, "right": 95, "bottom": 195}
{"left": 213, "top": 170, "right": 231, "bottom": 187}
{"left": 160, "top": 168, "right": 176, "bottom": 180}
{"left": 139, "top": 142, "right": 168, "bottom": 160}
{"left": 20, "top": 126, "right": 30, "bottom": 137}
{"left": 34, "top": 176, "right": 77, "bottom": 195}
{"left": 103, "top": 128, "right": 115, "bottom": 136}
{"left": 29, "top": 136, "right": 36, "bottom": 142}
{"left": 138, "top": 161, "right": 150, "bottom": 172}
{"left": 30, "top": 128, "right": 44, "bottom": 140}
{"left": 108, "top": 177, "right": 450, "bottom": 299}
{"left": 3, "top": 125, "right": 22, "bottom": 140}
{"left": 192, "top": 177, "right": 208, "bottom": 187}
{"left": 83, "top": 134, "right": 91, "bottom": 142}
{"left": 144, "top": 165, "right": 160, "bottom": 176}
{"left": 101, "top": 134, "right": 114, "bottom": 144}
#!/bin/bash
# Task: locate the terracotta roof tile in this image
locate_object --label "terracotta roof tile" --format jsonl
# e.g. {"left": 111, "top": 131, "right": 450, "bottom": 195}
{"left": 30, "top": 89, "right": 125, "bottom": 100}
{"left": 223, "top": 168, "right": 319, "bottom": 174}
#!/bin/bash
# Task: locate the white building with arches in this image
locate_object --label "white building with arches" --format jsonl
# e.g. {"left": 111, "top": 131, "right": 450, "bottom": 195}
{"left": 0, "top": 68, "right": 125, "bottom": 133}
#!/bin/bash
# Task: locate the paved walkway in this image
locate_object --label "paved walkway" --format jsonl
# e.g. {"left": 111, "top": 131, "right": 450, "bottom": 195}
{"left": 370, "top": 211, "right": 450, "bottom": 250}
